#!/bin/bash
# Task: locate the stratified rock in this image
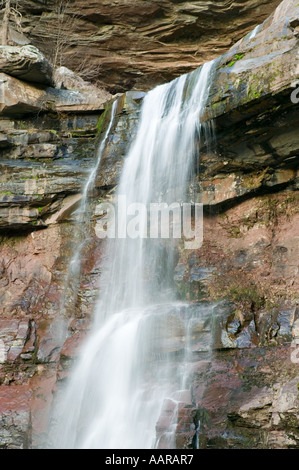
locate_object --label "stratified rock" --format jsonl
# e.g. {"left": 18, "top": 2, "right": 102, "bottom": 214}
{"left": 19, "top": 0, "right": 282, "bottom": 92}
{"left": 95, "top": 91, "right": 145, "bottom": 188}
{"left": 0, "top": 385, "right": 31, "bottom": 449}
{"left": 0, "top": 45, "right": 54, "bottom": 86}
{"left": 0, "top": 111, "right": 100, "bottom": 230}
{"left": 0, "top": 72, "right": 109, "bottom": 116}
{"left": 44, "top": 194, "right": 82, "bottom": 225}
{"left": 0, "top": 72, "right": 46, "bottom": 115}
{"left": 97, "top": 0, "right": 299, "bottom": 207}
{"left": 192, "top": 345, "right": 299, "bottom": 449}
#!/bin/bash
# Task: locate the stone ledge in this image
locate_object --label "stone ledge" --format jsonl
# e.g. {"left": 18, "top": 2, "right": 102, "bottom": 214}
{"left": 0, "top": 72, "right": 109, "bottom": 117}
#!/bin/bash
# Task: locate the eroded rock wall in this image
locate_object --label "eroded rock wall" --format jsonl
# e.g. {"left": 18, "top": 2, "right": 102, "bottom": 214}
{"left": 17, "top": 0, "right": 282, "bottom": 92}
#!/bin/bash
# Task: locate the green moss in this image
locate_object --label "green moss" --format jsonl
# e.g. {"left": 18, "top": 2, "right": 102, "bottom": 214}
{"left": 18, "top": 121, "right": 27, "bottom": 130}
{"left": 96, "top": 106, "right": 109, "bottom": 135}
{"left": 250, "top": 90, "right": 261, "bottom": 99}
{"left": 0, "top": 191, "right": 13, "bottom": 196}
{"left": 228, "top": 226, "right": 241, "bottom": 238}
{"left": 228, "top": 53, "right": 245, "bottom": 67}
{"left": 44, "top": 100, "right": 56, "bottom": 112}
{"left": 243, "top": 168, "right": 269, "bottom": 190}
{"left": 247, "top": 83, "right": 262, "bottom": 100}
{"left": 212, "top": 100, "right": 226, "bottom": 111}
{"left": 69, "top": 131, "right": 95, "bottom": 138}
{"left": 226, "top": 284, "right": 266, "bottom": 310}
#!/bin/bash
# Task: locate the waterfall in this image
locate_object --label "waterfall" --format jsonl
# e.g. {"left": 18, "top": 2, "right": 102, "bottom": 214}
{"left": 50, "top": 59, "right": 216, "bottom": 449}
{"left": 61, "top": 99, "right": 119, "bottom": 312}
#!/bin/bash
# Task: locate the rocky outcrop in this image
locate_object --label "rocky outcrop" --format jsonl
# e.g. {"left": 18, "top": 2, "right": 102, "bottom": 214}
{"left": 196, "top": 0, "right": 299, "bottom": 206}
{"left": 0, "top": 54, "right": 112, "bottom": 230}
{"left": 0, "top": 72, "right": 111, "bottom": 116}
{"left": 147, "top": 178, "right": 298, "bottom": 449}
{"left": 53, "top": 66, "right": 112, "bottom": 103}
{"left": 18, "top": 0, "right": 282, "bottom": 93}
{"left": 0, "top": 43, "right": 113, "bottom": 448}
{"left": 0, "top": 109, "right": 105, "bottom": 230}
{"left": 0, "top": 45, "right": 54, "bottom": 86}
{"left": 96, "top": 0, "right": 299, "bottom": 208}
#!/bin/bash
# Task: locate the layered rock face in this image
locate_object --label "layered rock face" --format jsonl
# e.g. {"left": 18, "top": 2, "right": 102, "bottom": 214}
{"left": 18, "top": 0, "right": 281, "bottom": 92}
{"left": 0, "top": 48, "right": 111, "bottom": 230}
{"left": 0, "top": 45, "right": 54, "bottom": 86}
{"left": 0, "top": 0, "right": 298, "bottom": 450}
{"left": 0, "top": 42, "right": 112, "bottom": 447}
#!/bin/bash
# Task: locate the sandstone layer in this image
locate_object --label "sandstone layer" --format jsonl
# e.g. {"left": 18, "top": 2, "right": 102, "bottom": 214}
{"left": 17, "top": 0, "right": 281, "bottom": 93}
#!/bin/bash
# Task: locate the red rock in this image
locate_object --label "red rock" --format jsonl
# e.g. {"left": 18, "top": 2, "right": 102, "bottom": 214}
{"left": 0, "top": 384, "right": 31, "bottom": 414}
{"left": 36, "top": 318, "right": 67, "bottom": 363}
{"left": 59, "top": 329, "right": 89, "bottom": 361}
{"left": 30, "top": 367, "right": 57, "bottom": 440}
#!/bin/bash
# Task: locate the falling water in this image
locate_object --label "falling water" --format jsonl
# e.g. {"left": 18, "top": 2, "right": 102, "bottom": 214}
{"left": 43, "top": 100, "right": 119, "bottom": 378}
{"left": 50, "top": 59, "right": 217, "bottom": 449}
{"left": 66, "top": 100, "right": 118, "bottom": 287}
{"left": 60, "top": 99, "right": 118, "bottom": 316}
{"left": 248, "top": 24, "right": 261, "bottom": 40}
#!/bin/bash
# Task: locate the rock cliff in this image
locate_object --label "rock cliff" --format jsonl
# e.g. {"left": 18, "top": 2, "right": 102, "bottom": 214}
{"left": 94, "top": 0, "right": 299, "bottom": 448}
{"left": 0, "top": 0, "right": 298, "bottom": 450}
{"left": 17, "top": 0, "right": 282, "bottom": 92}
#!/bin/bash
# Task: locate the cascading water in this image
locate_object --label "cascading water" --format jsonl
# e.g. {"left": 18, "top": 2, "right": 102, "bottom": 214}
{"left": 50, "top": 59, "right": 217, "bottom": 449}
{"left": 42, "top": 100, "right": 119, "bottom": 381}
{"left": 61, "top": 99, "right": 119, "bottom": 313}
{"left": 248, "top": 24, "right": 261, "bottom": 40}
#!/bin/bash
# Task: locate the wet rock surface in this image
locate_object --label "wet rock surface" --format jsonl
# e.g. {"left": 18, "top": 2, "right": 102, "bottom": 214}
{"left": 0, "top": 220, "right": 104, "bottom": 448}
{"left": 194, "top": 346, "right": 299, "bottom": 449}
{"left": 0, "top": 0, "right": 298, "bottom": 450}
{"left": 167, "top": 188, "right": 299, "bottom": 448}
{"left": 0, "top": 62, "right": 110, "bottom": 231}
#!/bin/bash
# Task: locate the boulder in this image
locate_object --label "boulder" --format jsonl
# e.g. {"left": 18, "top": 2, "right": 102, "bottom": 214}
{"left": 0, "top": 72, "right": 108, "bottom": 116}
{"left": 0, "top": 45, "right": 54, "bottom": 86}
{"left": 54, "top": 66, "right": 112, "bottom": 103}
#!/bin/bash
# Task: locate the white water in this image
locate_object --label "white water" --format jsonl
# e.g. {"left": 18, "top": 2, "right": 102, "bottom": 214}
{"left": 67, "top": 100, "right": 118, "bottom": 281}
{"left": 58, "top": 99, "right": 118, "bottom": 325}
{"left": 50, "top": 60, "right": 216, "bottom": 449}
{"left": 248, "top": 24, "right": 260, "bottom": 40}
